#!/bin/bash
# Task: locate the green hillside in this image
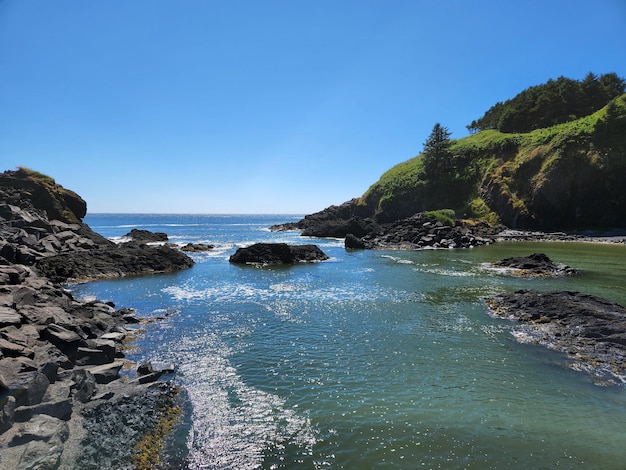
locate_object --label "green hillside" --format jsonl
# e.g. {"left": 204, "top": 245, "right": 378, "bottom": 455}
{"left": 358, "top": 91, "right": 626, "bottom": 230}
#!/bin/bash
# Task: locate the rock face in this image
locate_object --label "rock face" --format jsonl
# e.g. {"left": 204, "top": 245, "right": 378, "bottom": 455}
{"left": 491, "top": 253, "right": 577, "bottom": 276}
{"left": 180, "top": 242, "right": 214, "bottom": 252}
{"left": 340, "top": 213, "right": 497, "bottom": 250}
{"left": 36, "top": 243, "right": 195, "bottom": 283}
{"left": 229, "top": 243, "right": 329, "bottom": 265}
{"left": 487, "top": 290, "right": 626, "bottom": 385}
{"left": 273, "top": 208, "right": 500, "bottom": 251}
{"left": 124, "top": 228, "right": 169, "bottom": 242}
{"left": 0, "top": 169, "right": 190, "bottom": 468}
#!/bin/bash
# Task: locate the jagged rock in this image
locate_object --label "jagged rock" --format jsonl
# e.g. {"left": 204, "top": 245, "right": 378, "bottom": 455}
{"left": 0, "top": 339, "right": 34, "bottom": 359}
{"left": 180, "top": 242, "right": 214, "bottom": 252}
{"left": 0, "top": 307, "right": 22, "bottom": 327}
{"left": 124, "top": 228, "right": 169, "bottom": 242}
{"left": 36, "top": 244, "right": 194, "bottom": 283}
{"left": 229, "top": 243, "right": 329, "bottom": 265}
{"left": 14, "top": 398, "right": 73, "bottom": 422}
{"left": 87, "top": 361, "right": 125, "bottom": 384}
{"left": 0, "top": 396, "right": 16, "bottom": 434}
{"left": 10, "top": 414, "right": 69, "bottom": 446}
{"left": 0, "top": 169, "right": 187, "bottom": 468}
{"left": 345, "top": 233, "right": 373, "bottom": 249}
{"left": 491, "top": 252, "right": 577, "bottom": 276}
{"left": 71, "top": 369, "right": 96, "bottom": 403}
{"left": 75, "top": 347, "right": 110, "bottom": 366}
{"left": 137, "top": 362, "right": 155, "bottom": 376}
{"left": 40, "top": 324, "right": 82, "bottom": 350}
{"left": 487, "top": 290, "right": 626, "bottom": 384}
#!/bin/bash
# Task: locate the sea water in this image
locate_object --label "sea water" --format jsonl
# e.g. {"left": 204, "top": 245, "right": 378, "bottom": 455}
{"left": 73, "top": 214, "right": 626, "bottom": 469}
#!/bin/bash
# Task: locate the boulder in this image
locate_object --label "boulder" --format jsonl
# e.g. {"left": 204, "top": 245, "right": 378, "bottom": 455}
{"left": 491, "top": 253, "right": 577, "bottom": 276}
{"left": 87, "top": 360, "right": 125, "bottom": 384}
{"left": 124, "top": 228, "right": 169, "bottom": 242}
{"left": 180, "top": 242, "right": 214, "bottom": 252}
{"left": 229, "top": 243, "right": 329, "bottom": 265}
{"left": 0, "top": 307, "right": 22, "bottom": 327}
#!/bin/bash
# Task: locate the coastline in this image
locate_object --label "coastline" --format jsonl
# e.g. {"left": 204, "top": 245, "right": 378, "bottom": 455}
{"left": 2, "top": 166, "right": 625, "bottom": 468}
{"left": 0, "top": 169, "right": 195, "bottom": 469}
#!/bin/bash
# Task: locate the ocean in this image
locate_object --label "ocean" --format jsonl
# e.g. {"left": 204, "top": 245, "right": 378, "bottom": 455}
{"left": 73, "top": 213, "right": 626, "bottom": 469}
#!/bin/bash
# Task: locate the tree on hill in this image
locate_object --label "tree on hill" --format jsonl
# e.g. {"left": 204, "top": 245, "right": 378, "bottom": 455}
{"left": 422, "top": 123, "right": 453, "bottom": 178}
{"left": 467, "top": 72, "right": 626, "bottom": 134}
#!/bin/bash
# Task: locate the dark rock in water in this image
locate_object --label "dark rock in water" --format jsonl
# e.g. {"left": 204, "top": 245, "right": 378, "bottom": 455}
{"left": 229, "top": 243, "right": 329, "bottom": 265}
{"left": 492, "top": 253, "right": 576, "bottom": 276}
{"left": 124, "top": 228, "right": 169, "bottom": 242}
{"left": 487, "top": 290, "right": 626, "bottom": 385}
{"left": 180, "top": 242, "right": 214, "bottom": 252}
{"left": 345, "top": 233, "right": 374, "bottom": 250}
{"left": 36, "top": 243, "right": 195, "bottom": 283}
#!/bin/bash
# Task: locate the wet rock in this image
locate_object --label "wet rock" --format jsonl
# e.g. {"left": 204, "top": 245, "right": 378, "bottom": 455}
{"left": 180, "top": 242, "right": 214, "bottom": 252}
{"left": 229, "top": 243, "right": 329, "bottom": 265}
{"left": 487, "top": 290, "right": 626, "bottom": 385}
{"left": 36, "top": 243, "right": 194, "bottom": 283}
{"left": 124, "top": 228, "right": 169, "bottom": 242}
{"left": 491, "top": 253, "right": 577, "bottom": 276}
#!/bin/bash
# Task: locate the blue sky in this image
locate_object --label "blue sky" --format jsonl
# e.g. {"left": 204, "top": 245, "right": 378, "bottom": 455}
{"left": 1, "top": 1, "right": 625, "bottom": 214}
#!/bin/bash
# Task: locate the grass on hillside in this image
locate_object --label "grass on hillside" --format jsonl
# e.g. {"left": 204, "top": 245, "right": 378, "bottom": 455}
{"left": 360, "top": 93, "right": 626, "bottom": 226}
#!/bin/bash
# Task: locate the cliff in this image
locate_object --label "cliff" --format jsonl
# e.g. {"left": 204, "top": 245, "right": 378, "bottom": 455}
{"left": 289, "top": 88, "right": 626, "bottom": 236}
{"left": 0, "top": 168, "right": 193, "bottom": 468}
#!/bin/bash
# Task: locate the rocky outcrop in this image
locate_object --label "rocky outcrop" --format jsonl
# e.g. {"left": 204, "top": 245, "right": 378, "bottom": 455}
{"left": 36, "top": 244, "right": 195, "bottom": 283}
{"left": 0, "top": 263, "right": 180, "bottom": 468}
{"left": 487, "top": 290, "right": 626, "bottom": 385}
{"left": 180, "top": 243, "right": 214, "bottom": 252}
{"left": 229, "top": 243, "right": 329, "bottom": 265}
{"left": 490, "top": 253, "right": 577, "bottom": 276}
{"left": 124, "top": 228, "right": 169, "bottom": 243}
{"left": 0, "top": 169, "right": 191, "bottom": 468}
{"left": 343, "top": 213, "right": 497, "bottom": 250}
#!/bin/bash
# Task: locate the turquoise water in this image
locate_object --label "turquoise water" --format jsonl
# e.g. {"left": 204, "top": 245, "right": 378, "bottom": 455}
{"left": 75, "top": 214, "right": 626, "bottom": 469}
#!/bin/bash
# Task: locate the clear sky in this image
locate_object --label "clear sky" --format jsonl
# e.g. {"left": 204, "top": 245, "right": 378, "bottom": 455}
{"left": 1, "top": 1, "right": 625, "bottom": 214}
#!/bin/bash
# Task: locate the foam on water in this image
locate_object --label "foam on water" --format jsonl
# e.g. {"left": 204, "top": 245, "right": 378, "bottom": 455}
{"left": 169, "top": 331, "right": 319, "bottom": 469}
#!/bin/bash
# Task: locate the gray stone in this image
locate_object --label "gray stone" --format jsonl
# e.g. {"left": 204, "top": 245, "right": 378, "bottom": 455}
{"left": 0, "top": 338, "right": 34, "bottom": 358}
{"left": 0, "top": 395, "right": 16, "bottom": 433}
{"left": 75, "top": 347, "right": 109, "bottom": 366}
{"left": 100, "top": 331, "right": 126, "bottom": 341}
{"left": 0, "top": 306, "right": 22, "bottom": 327}
{"left": 11, "top": 414, "right": 69, "bottom": 444}
{"left": 84, "top": 338, "right": 116, "bottom": 361}
{"left": 16, "top": 439, "right": 64, "bottom": 470}
{"left": 87, "top": 360, "right": 124, "bottom": 384}
{"left": 40, "top": 324, "right": 82, "bottom": 347}
{"left": 14, "top": 398, "right": 73, "bottom": 422}
{"left": 71, "top": 369, "right": 96, "bottom": 403}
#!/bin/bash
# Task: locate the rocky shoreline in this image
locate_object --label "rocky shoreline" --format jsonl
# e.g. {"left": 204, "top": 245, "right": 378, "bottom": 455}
{"left": 0, "top": 169, "right": 194, "bottom": 469}
{"left": 272, "top": 211, "right": 626, "bottom": 251}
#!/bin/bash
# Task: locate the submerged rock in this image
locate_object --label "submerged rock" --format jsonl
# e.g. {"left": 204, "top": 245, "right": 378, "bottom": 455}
{"left": 229, "top": 243, "right": 329, "bottom": 265}
{"left": 487, "top": 289, "right": 626, "bottom": 385}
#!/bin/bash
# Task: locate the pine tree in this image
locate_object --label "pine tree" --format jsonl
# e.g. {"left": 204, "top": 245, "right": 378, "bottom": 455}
{"left": 422, "top": 123, "right": 453, "bottom": 179}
